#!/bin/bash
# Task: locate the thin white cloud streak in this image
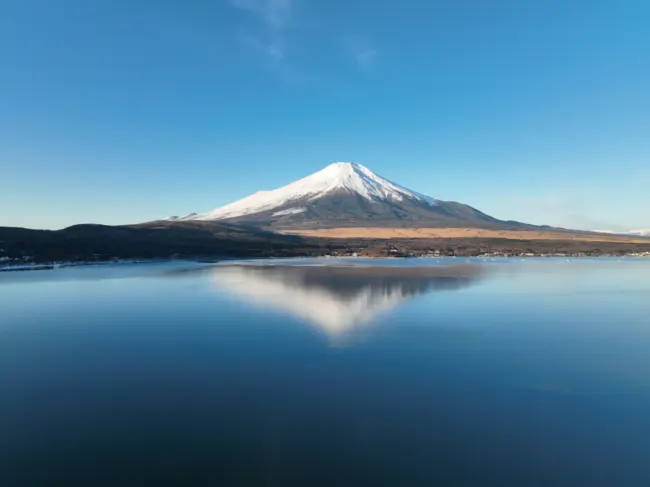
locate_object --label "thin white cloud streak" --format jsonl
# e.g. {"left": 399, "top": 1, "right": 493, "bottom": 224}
{"left": 355, "top": 46, "right": 378, "bottom": 70}
{"left": 231, "top": 0, "right": 292, "bottom": 29}
{"left": 230, "top": 0, "right": 293, "bottom": 58}
{"left": 341, "top": 36, "right": 378, "bottom": 71}
{"left": 236, "top": 28, "right": 284, "bottom": 58}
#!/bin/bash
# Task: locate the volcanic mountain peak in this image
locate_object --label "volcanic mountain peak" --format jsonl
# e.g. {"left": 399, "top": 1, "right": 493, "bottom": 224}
{"left": 166, "top": 161, "right": 514, "bottom": 230}
{"left": 189, "top": 162, "right": 437, "bottom": 221}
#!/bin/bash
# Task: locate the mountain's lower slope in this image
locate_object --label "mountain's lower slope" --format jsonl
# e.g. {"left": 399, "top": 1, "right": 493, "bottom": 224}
{"left": 169, "top": 162, "right": 527, "bottom": 230}
{"left": 211, "top": 190, "right": 518, "bottom": 230}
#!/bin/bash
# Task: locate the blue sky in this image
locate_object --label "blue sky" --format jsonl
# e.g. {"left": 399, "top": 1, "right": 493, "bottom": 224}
{"left": 1, "top": 0, "right": 649, "bottom": 231}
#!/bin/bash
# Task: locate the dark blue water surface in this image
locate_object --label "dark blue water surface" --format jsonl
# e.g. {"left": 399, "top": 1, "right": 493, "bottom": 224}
{"left": 1, "top": 258, "right": 650, "bottom": 486}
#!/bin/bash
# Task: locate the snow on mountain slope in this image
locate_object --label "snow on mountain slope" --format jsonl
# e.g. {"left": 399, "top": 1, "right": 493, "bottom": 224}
{"left": 272, "top": 207, "right": 306, "bottom": 216}
{"left": 165, "top": 213, "right": 197, "bottom": 221}
{"left": 190, "top": 162, "right": 437, "bottom": 221}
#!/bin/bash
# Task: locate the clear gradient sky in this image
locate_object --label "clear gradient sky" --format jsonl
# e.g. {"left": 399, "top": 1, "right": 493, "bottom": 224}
{"left": 2, "top": 0, "right": 649, "bottom": 231}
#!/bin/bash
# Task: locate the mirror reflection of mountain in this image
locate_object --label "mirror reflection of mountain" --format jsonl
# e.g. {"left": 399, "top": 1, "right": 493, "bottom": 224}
{"left": 210, "top": 264, "right": 483, "bottom": 337}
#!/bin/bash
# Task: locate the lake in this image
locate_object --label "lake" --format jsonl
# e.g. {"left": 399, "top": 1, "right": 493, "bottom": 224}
{"left": 1, "top": 258, "right": 650, "bottom": 486}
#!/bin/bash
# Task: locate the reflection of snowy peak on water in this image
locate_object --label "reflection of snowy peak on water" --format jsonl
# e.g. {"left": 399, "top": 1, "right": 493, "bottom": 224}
{"left": 210, "top": 265, "right": 480, "bottom": 337}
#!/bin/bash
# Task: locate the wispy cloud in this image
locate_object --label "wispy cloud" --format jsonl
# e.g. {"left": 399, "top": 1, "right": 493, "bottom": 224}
{"left": 235, "top": 28, "right": 284, "bottom": 58}
{"left": 230, "top": 2, "right": 380, "bottom": 79}
{"left": 355, "top": 47, "right": 378, "bottom": 70}
{"left": 230, "top": 0, "right": 293, "bottom": 58}
{"left": 341, "top": 36, "right": 378, "bottom": 71}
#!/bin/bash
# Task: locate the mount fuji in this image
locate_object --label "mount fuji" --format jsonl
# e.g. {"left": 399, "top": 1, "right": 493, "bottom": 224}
{"left": 168, "top": 162, "right": 524, "bottom": 230}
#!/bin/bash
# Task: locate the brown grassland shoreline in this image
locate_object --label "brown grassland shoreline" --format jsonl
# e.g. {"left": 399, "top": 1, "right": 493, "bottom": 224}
{"left": 279, "top": 227, "right": 649, "bottom": 243}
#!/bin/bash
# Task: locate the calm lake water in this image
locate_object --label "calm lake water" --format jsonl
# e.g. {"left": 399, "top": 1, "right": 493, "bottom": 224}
{"left": 1, "top": 258, "right": 650, "bottom": 486}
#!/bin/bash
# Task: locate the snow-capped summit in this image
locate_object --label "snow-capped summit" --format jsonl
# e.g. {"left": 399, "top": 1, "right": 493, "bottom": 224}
{"left": 192, "top": 162, "right": 436, "bottom": 221}
{"left": 167, "top": 161, "right": 512, "bottom": 230}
